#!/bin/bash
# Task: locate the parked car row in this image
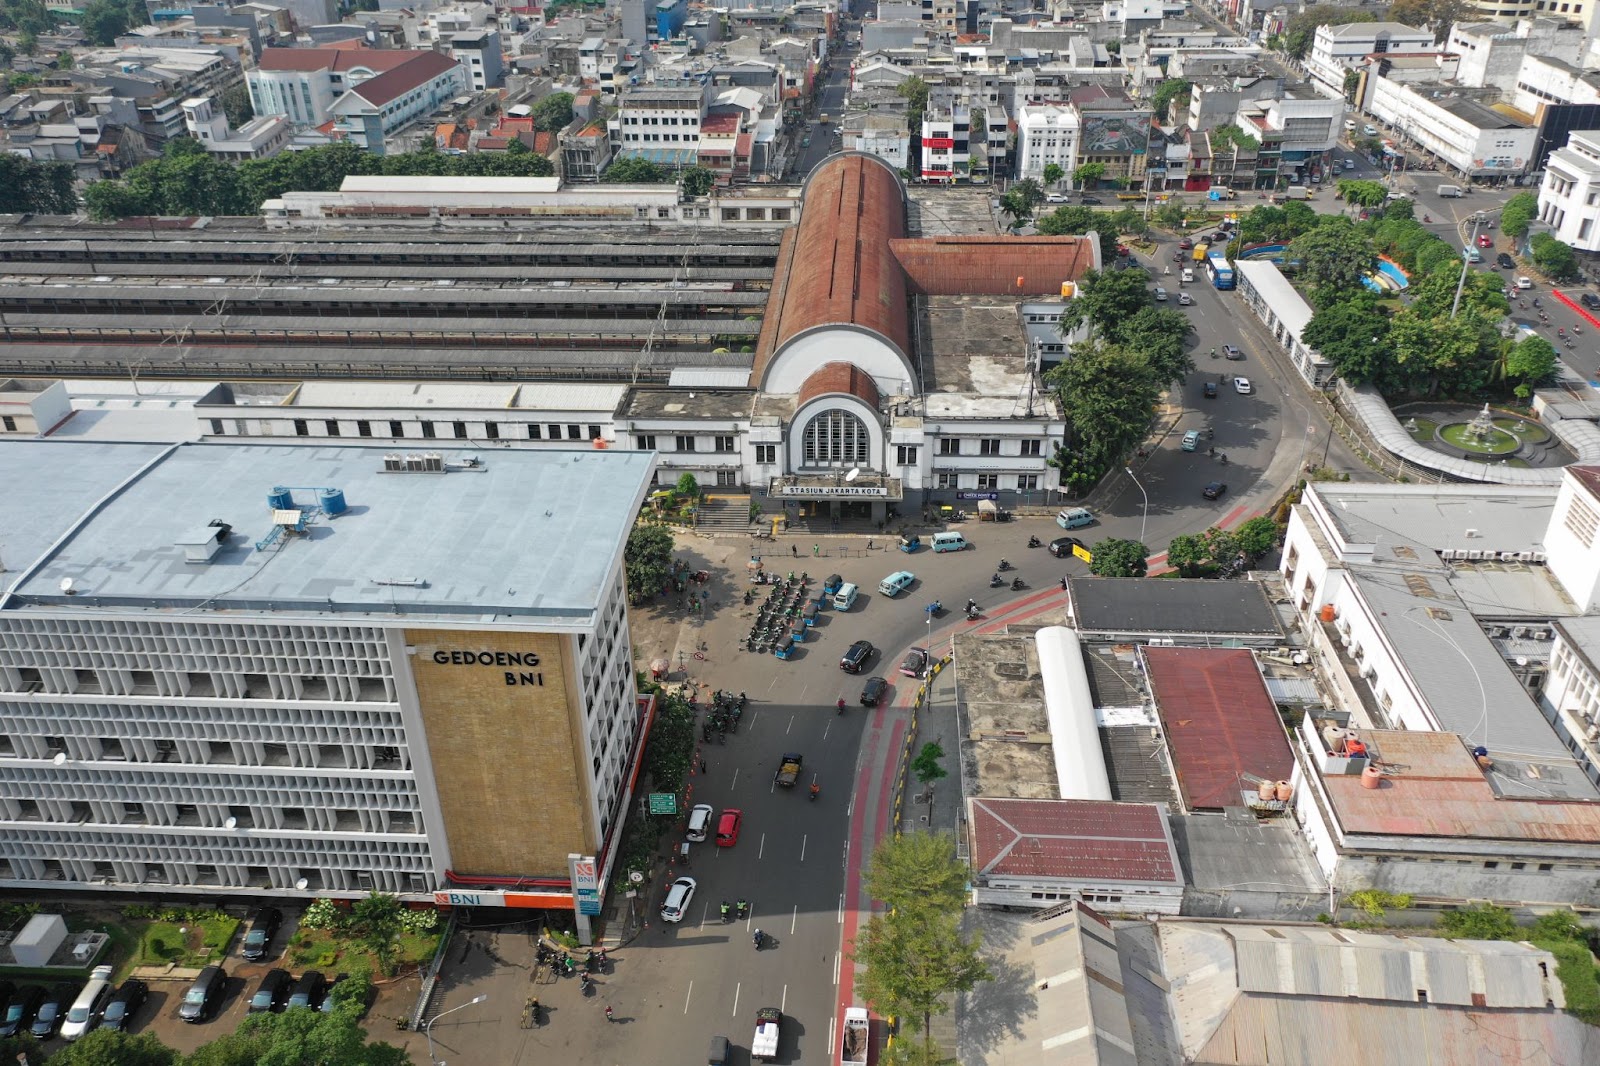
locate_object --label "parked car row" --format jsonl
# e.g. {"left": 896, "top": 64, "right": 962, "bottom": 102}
{"left": 0, "top": 966, "right": 149, "bottom": 1042}
{"left": 247, "top": 968, "right": 340, "bottom": 1014}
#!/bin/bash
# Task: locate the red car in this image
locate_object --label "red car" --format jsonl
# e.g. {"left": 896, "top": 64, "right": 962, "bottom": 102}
{"left": 1115, "top": 243, "right": 1130, "bottom": 257}
{"left": 716, "top": 809, "right": 743, "bottom": 847}
{"left": 1477, "top": 233, "right": 1493, "bottom": 248}
{"left": 1178, "top": 238, "right": 1193, "bottom": 250}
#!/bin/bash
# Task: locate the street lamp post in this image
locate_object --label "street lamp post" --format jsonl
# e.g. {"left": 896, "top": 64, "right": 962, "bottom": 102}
{"left": 425, "top": 994, "right": 488, "bottom": 1066}
{"left": 1124, "top": 466, "right": 1148, "bottom": 545}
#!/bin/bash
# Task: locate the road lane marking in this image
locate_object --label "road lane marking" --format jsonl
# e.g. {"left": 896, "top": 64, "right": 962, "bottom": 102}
{"left": 829, "top": 1016, "right": 837, "bottom": 1062}
{"left": 758, "top": 832, "right": 766, "bottom": 859}
{"left": 782, "top": 984, "right": 789, "bottom": 1012}
{"left": 823, "top": 719, "right": 832, "bottom": 741}
{"left": 833, "top": 951, "right": 841, "bottom": 985}
{"left": 731, "top": 768, "right": 740, "bottom": 790}
{"left": 790, "top": 905, "right": 798, "bottom": 934}
{"left": 786, "top": 713, "right": 794, "bottom": 734}
{"left": 684, "top": 980, "right": 693, "bottom": 1014}
{"left": 838, "top": 893, "right": 845, "bottom": 924}
{"left": 732, "top": 982, "right": 741, "bottom": 1018}
{"left": 800, "top": 834, "right": 807, "bottom": 863}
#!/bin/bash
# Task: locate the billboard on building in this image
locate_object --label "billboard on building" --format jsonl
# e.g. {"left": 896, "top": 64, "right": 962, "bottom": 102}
{"left": 1081, "top": 113, "right": 1151, "bottom": 156}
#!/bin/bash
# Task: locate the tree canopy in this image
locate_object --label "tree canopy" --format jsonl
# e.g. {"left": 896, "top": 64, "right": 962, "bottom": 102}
{"left": 1499, "top": 191, "right": 1537, "bottom": 238}
{"left": 1288, "top": 218, "right": 1376, "bottom": 294}
{"left": 624, "top": 523, "right": 675, "bottom": 604}
{"left": 601, "top": 157, "right": 668, "bottom": 183}
{"left": 530, "top": 91, "right": 574, "bottom": 133}
{"left": 1034, "top": 204, "right": 1119, "bottom": 262}
{"left": 1088, "top": 538, "right": 1149, "bottom": 577}
{"left": 0, "top": 152, "right": 78, "bottom": 213}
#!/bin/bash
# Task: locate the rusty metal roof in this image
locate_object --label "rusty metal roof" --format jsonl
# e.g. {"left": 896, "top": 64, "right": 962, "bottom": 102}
{"left": 889, "top": 235, "right": 1097, "bottom": 296}
{"left": 1144, "top": 647, "right": 1294, "bottom": 812}
{"left": 1325, "top": 729, "right": 1600, "bottom": 843}
{"left": 751, "top": 155, "right": 910, "bottom": 388}
{"left": 967, "top": 797, "right": 1182, "bottom": 885}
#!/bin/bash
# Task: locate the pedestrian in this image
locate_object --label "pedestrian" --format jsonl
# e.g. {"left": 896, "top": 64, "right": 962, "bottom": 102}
{"left": 700, "top": 757, "right": 708, "bottom": 774}
{"left": 791, "top": 543, "right": 798, "bottom": 558}
{"left": 1060, "top": 577, "right": 1068, "bottom": 591}
{"left": 813, "top": 543, "right": 820, "bottom": 557}
{"left": 605, "top": 1005, "right": 614, "bottom": 1022}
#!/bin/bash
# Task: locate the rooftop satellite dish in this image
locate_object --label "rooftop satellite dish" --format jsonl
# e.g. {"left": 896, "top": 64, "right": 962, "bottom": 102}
{"left": 52, "top": 752, "right": 67, "bottom": 766}
{"left": 224, "top": 817, "right": 237, "bottom": 830}
{"left": 295, "top": 878, "right": 309, "bottom": 891}
{"left": 845, "top": 467, "right": 861, "bottom": 482}
{"left": 58, "top": 577, "right": 73, "bottom": 593}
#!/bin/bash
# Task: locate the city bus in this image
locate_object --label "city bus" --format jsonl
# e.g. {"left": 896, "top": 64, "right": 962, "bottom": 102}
{"left": 1206, "top": 252, "right": 1235, "bottom": 290}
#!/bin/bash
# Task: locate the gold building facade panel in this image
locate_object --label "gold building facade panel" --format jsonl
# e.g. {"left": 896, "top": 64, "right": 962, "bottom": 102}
{"left": 407, "top": 629, "right": 593, "bottom": 877}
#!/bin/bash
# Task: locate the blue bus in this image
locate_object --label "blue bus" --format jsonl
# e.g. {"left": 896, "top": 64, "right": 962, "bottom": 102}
{"left": 1206, "top": 252, "right": 1235, "bottom": 290}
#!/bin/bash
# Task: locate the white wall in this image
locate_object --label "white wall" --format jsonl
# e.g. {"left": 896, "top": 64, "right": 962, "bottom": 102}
{"left": 1543, "top": 473, "right": 1600, "bottom": 611}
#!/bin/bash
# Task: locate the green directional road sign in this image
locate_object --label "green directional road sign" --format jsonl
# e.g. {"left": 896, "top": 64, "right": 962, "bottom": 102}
{"left": 648, "top": 793, "right": 679, "bottom": 816}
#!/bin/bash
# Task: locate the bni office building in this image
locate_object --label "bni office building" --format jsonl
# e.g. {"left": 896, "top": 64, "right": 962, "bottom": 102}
{"left": 0, "top": 440, "right": 654, "bottom": 917}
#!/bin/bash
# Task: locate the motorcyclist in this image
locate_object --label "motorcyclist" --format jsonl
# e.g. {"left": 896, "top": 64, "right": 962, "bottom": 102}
{"left": 753, "top": 928, "right": 764, "bottom": 948}
{"left": 836, "top": 697, "right": 846, "bottom": 713}
{"left": 966, "top": 598, "right": 977, "bottom": 613}
{"left": 810, "top": 782, "right": 821, "bottom": 800}
{"left": 999, "top": 558, "right": 1011, "bottom": 571}
{"left": 736, "top": 898, "right": 749, "bottom": 917}
{"left": 720, "top": 900, "right": 731, "bottom": 921}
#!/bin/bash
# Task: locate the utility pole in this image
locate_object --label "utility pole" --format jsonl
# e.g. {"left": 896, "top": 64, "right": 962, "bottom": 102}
{"left": 1450, "top": 215, "right": 1485, "bottom": 319}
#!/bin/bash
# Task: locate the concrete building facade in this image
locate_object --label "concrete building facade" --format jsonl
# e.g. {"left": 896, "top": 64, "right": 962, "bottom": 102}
{"left": 1538, "top": 129, "right": 1600, "bottom": 252}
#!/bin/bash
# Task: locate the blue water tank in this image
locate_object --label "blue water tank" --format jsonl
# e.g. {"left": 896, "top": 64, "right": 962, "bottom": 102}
{"left": 319, "top": 487, "right": 348, "bottom": 516}
{"left": 267, "top": 486, "right": 293, "bottom": 510}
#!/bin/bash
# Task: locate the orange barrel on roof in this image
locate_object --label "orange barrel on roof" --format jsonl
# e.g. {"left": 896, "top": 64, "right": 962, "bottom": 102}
{"left": 1319, "top": 604, "right": 1337, "bottom": 623}
{"left": 1361, "top": 765, "right": 1383, "bottom": 789}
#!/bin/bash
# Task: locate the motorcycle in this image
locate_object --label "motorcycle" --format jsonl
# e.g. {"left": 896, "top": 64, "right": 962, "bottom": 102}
{"left": 925, "top": 600, "right": 942, "bottom": 617}
{"left": 990, "top": 573, "right": 1004, "bottom": 588}
{"left": 720, "top": 901, "right": 732, "bottom": 923}
{"left": 1011, "top": 576, "right": 1025, "bottom": 591}
{"left": 1219, "top": 452, "right": 1230, "bottom": 465}
{"left": 966, "top": 607, "right": 981, "bottom": 621}
{"left": 809, "top": 784, "right": 820, "bottom": 802}
{"left": 753, "top": 930, "right": 765, "bottom": 950}
{"left": 836, "top": 698, "right": 846, "bottom": 715}
{"left": 1423, "top": 214, "right": 1432, "bottom": 222}
{"left": 998, "top": 559, "right": 1013, "bottom": 571}
{"left": 736, "top": 900, "right": 750, "bottom": 921}
{"left": 1027, "top": 535, "right": 1041, "bottom": 548}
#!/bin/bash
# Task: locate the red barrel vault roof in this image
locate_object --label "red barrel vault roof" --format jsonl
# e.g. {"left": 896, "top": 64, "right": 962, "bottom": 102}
{"left": 797, "top": 361, "right": 881, "bottom": 410}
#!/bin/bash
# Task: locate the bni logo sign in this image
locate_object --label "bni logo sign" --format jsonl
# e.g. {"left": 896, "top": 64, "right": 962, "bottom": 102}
{"left": 434, "top": 891, "right": 485, "bottom": 907}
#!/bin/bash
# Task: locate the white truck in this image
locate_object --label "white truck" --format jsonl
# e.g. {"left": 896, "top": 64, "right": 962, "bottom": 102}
{"left": 752, "top": 1007, "right": 783, "bottom": 1063}
{"left": 841, "top": 1007, "right": 870, "bottom": 1066}
{"left": 1437, "top": 184, "right": 1464, "bottom": 198}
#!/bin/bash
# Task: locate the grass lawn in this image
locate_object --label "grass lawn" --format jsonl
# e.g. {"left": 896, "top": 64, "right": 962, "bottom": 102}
{"left": 286, "top": 926, "right": 443, "bottom": 978}
{"left": 1534, "top": 939, "right": 1600, "bottom": 1025}
{"left": 134, "top": 915, "right": 240, "bottom": 970}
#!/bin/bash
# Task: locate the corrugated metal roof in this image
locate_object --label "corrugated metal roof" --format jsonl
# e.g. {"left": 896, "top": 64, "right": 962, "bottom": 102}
{"left": 967, "top": 797, "right": 1182, "bottom": 885}
{"left": 1144, "top": 647, "right": 1295, "bottom": 811}
{"left": 888, "top": 235, "right": 1097, "bottom": 296}
{"left": 1030, "top": 905, "right": 1139, "bottom": 1066}
{"left": 668, "top": 368, "right": 752, "bottom": 388}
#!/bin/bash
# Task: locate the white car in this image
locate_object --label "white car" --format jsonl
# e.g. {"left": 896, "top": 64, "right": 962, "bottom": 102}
{"left": 661, "top": 875, "right": 697, "bottom": 923}
{"left": 1177, "top": 292, "right": 1193, "bottom": 306}
{"left": 686, "top": 803, "right": 713, "bottom": 842}
{"left": 1234, "top": 377, "right": 1254, "bottom": 395}
{"left": 1046, "top": 193, "right": 1070, "bottom": 203}
{"left": 1515, "top": 276, "right": 1533, "bottom": 290}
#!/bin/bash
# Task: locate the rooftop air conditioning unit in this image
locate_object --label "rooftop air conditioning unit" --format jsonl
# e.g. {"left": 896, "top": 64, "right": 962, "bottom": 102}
{"left": 1535, "top": 629, "right": 1552, "bottom": 640}
{"left": 423, "top": 452, "right": 444, "bottom": 472}
{"left": 384, "top": 454, "right": 404, "bottom": 471}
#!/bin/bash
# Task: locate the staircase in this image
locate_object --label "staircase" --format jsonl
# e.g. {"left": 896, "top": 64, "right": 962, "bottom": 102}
{"left": 697, "top": 494, "right": 753, "bottom": 533}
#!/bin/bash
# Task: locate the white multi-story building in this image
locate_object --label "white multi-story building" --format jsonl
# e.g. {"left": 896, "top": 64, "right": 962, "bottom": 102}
{"left": 847, "top": 117, "right": 911, "bottom": 172}
{"left": 0, "top": 440, "right": 655, "bottom": 927}
{"left": 921, "top": 107, "right": 968, "bottom": 183}
{"left": 611, "top": 85, "right": 706, "bottom": 166}
{"left": 1538, "top": 129, "right": 1600, "bottom": 251}
{"left": 1014, "top": 104, "right": 1080, "bottom": 182}
{"left": 1306, "top": 22, "right": 1436, "bottom": 100}
{"left": 248, "top": 47, "right": 466, "bottom": 151}
{"left": 181, "top": 96, "right": 290, "bottom": 162}
{"left": 1368, "top": 79, "right": 1536, "bottom": 177}
{"left": 450, "top": 30, "right": 504, "bottom": 92}
{"left": 1448, "top": 19, "right": 1585, "bottom": 93}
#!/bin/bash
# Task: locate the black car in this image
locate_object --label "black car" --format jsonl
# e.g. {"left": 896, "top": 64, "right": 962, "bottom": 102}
{"left": 1584, "top": 292, "right": 1600, "bottom": 310}
{"left": 839, "top": 640, "right": 875, "bottom": 673}
{"left": 1498, "top": 253, "right": 1518, "bottom": 271}
{"left": 859, "top": 676, "right": 889, "bottom": 706}
{"left": 241, "top": 907, "right": 282, "bottom": 961}
{"left": 31, "top": 986, "right": 74, "bottom": 1038}
{"left": 1203, "top": 381, "right": 1218, "bottom": 398}
{"left": 1048, "top": 536, "right": 1084, "bottom": 558}
{"left": 1171, "top": 250, "right": 1185, "bottom": 262}
{"left": 1203, "top": 481, "right": 1228, "bottom": 500}
{"left": 1080, "top": 196, "right": 1103, "bottom": 205}
{"left": 98, "top": 980, "right": 146, "bottom": 1032}
{"left": 287, "top": 971, "right": 325, "bottom": 1011}
{"left": 0, "top": 986, "right": 44, "bottom": 1038}
{"left": 249, "top": 970, "right": 292, "bottom": 1014}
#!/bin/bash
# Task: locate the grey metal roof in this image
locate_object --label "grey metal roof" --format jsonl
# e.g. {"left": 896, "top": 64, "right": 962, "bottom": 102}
{"left": 0, "top": 440, "right": 171, "bottom": 602}
{"left": 1067, "top": 578, "right": 1284, "bottom": 638}
{"left": 8, "top": 442, "right": 655, "bottom": 623}
{"left": 1307, "top": 480, "right": 1557, "bottom": 555}
{"left": 1029, "top": 905, "right": 1138, "bottom": 1066}
{"left": 1348, "top": 565, "right": 1581, "bottom": 765}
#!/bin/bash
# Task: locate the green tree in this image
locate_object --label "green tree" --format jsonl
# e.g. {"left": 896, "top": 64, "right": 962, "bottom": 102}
{"left": 1117, "top": 306, "right": 1194, "bottom": 386}
{"left": 185, "top": 1007, "right": 407, "bottom": 1066}
{"left": 1406, "top": 265, "right": 1507, "bottom": 320}
{"left": 1505, "top": 333, "right": 1558, "bottom": 398}
{"left": 1154, "top": 199, "right": 1187, "bottom": 230}
{"left": 1045, "top": 340, "right": 1164, "bottom": 493}
{"left": 1012, "top": 177, "right": 1045, "bottom": 211}
{"left": 1150, "top": 77, "right": 1192, "bottom": 117}
{"left": 1072, "top": 161, "right": 1105, "bottom": 189}
{"left": 863, "top": 831, "right": 967, "bottom": 917}
{"left": 895, "top": 74, "right": 930, "bottom": 117}
{"left": 1500, "top": 191, "right": 1537, "bottom": 238}
{"left": 1201, "top": 526, "right": 1239, "bottom": 569}
{"left": 1232, "top": 515, "right": 1279, "bottom": 559}
{"left": 1530, "top": 231, "right": 1579, "bottom": 279}
{"left": 1282, "top": 7, "right": 1375, "bottom": 59}
{"left": 530, "top": 91, "right": 575, "bottom": 133}
{"left": 1088, "top": 538, "right": 1149, "bottom": 577}
{"left": 1437, "top": 903, "right": 1517, "bottom": 940}
{"left": 624, "top": 523, "right": 675, "bottom": 604}
{"left": 350, "top": 892, "right": 403, "bottom": 976}
{"left": 1288, "top": 219, "right": 1375, "bottom": 292}
{"left": 1336, "top": 179, "right": 1387, "bottom": 208}
{"left": 1055, "top": 267, "right": 1153, "bottom": 339}
{"left": 84, "top": 177, "right": 151, "bottom": 220}
{"left": 853, "top": 909, "right": 989, "bottom": 1062}
{"left": 45, "top": 1030, "right": 178, "bottom": 1066}
{"left": 601, "top": 157, "right": 668, "bottom": 182}
{"left": 680, "top": 165, "right": 714, "bottom": 197}
{"left": 220, "top": 81, "right": 254, "bottom": 128}
{"left": 911, "top": 742, "right": 948, "bottom": 788}
{"left": 998, "top": 188, "right": 1033, "bottom": 228}
{"left": 1303, "top": 292, "right": 1391, "bottom": 386}
{"left": 1166, "top": 532, "right": 1209, "bottom": 576}
{"left": 80, "top": 0, "right": 131, "bottom": 45}
{"left": 1530, "top": 910, "right": 1587, "bottom": 942}
{"left": 641, "top": 686, "right": 696, "bottom": 792}
{"left": 1383, "top": 196, "right": 1414, "bottom": 221}
{"left": 1035, "top": 204, "right": 1120, "bottom": 261}
{"left": 1042, "top": 162, "right": 1064, "bottom": 187}
{"left": 1389, "top": 0, "right": 1477, "bottom": 42}
{"left": 674, "top": 472, "right": 701, "bottom": 499}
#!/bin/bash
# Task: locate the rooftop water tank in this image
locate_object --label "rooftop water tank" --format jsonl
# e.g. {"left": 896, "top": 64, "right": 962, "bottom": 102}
{"left": 319, "top": 488, "right": 347, "bottom": 516}
{"left": 268, "top": 486, "right": 293, "bottom": 510}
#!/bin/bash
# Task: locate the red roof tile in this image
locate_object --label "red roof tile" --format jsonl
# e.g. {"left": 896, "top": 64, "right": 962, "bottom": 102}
{"left": 797, "top": 362, "right": 880, "bottom": 410}
{"left": 890, "top": 235, "right": 1097, "bottom": 296}
{"left": 967, "top": 797, "right": 1181, "bottom": 884}
{"left": 257, "top": 46, "right": 422, "bottom": 74}
{"left": 350, "top": 51, "right": 463, "bottom": 107}
{"left": 533, "top": 130, "right": 555, "bottom": 154}
{"left": 1568, "top": 465, "right": 1600, "bottom": 507}
{"left": 701, "top": 111, "right": 741, "bottom": 134}
{"left": 1145, "top": 647, "right": 1294, "bottom": 811}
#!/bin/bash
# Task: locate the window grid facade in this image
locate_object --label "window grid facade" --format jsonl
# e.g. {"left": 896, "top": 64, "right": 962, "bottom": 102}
{"left": 802, "top": 410, "right": 869, "bottom": 467}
